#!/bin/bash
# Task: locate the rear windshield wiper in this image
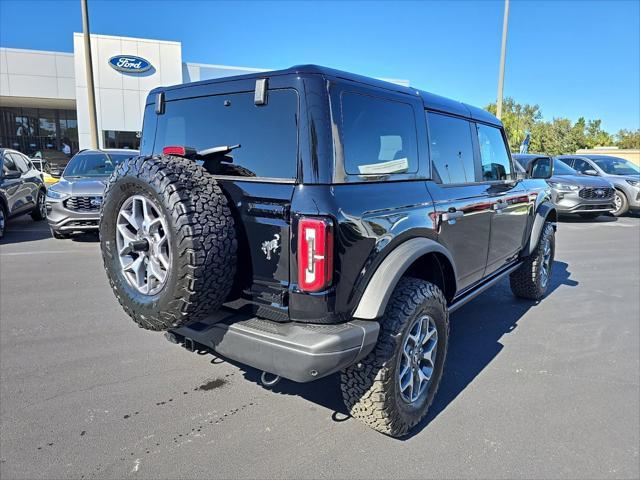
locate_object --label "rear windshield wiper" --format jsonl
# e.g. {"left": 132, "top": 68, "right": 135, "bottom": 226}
{"left": 163, "top": 144, "right": 241, "bottom": 162}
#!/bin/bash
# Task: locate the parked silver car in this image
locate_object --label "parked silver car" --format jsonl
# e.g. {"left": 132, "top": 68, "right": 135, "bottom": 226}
{"left": 513, "top": 154, "right": 615, "bottom": 218}
{"left": 556, "top": 155, "right": 640, "bottom": 216}
{"left": 46, "top": 149, "right": 138, "bottom": 238}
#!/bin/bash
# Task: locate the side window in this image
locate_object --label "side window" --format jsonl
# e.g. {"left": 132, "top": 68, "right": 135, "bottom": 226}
{"left": 427, "top": 112, "right": 475, "bottom": 184}
{"left": 10, "top": 153, "right": 29, "bottom": 173}
{"left": 154, "top": 89, "right": 298, "bottom": 179}
{"left": 2, "top": 154, "right": 17, "bottom": 174}
{"left": 531, "top": 157, "right": 552, "bottom": 178}
{"left": 341, "top": 92, "right": 418, "bottom": 175}
{"left": 558, "top": 157, "right": 574, "bottom": 168}
{"left": 573, "top": 159, "right": 591, "bottom": 173}
{"left": 140, "top": 104, "right": 157, "bottom": 157}
{"left": 477, "top": 124, "right": 512, "bottom": 181}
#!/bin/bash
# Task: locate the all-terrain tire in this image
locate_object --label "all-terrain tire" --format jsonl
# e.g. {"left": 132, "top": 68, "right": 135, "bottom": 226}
{"left": 509, "top": 221, "right": 555, "bottom": 300}
{"left": 341, "top": 277, "right": 449, "bottom": 437}
{"left": 100, "top": 155, "right": 237, "bottom": 331}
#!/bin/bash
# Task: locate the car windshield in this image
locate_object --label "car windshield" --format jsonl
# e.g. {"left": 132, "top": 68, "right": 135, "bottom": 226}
{"left": 553, "top": 160, "right": 578, "bottom": 176}
{"left": 592, "top": 157, "right": 640, "bottom": 176}
{"left": 63, "top": 152, "right": 133, "bottom": 177}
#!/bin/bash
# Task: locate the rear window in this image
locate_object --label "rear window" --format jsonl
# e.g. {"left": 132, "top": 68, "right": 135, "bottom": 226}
{"left": 341, "top": 92, "right": 418, "bottom": 176}
{"left": 153, "top": 89, "right": 299, "bottom": 179}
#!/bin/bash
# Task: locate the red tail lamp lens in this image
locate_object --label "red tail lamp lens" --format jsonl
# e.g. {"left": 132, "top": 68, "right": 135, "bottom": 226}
{"left": 297, "top": 217, "right": 334, "bottom": 292}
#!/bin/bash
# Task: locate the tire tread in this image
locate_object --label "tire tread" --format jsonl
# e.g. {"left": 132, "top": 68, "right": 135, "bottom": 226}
{"left": 100, "top": 155, "right": 237, "bottom": 331}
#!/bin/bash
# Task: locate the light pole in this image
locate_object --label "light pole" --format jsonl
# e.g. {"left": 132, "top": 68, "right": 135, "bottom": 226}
{"left": 81, "top": 0, "right": 99, "bottom": 149}
{"left": 496, "top": 0, "right": 510, "bottom": 120}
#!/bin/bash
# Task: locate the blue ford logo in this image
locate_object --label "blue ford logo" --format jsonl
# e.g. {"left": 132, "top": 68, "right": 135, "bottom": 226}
{"left": 108, "top": 55, "right": 152, "bottom": 74}
{"left": 595, "top": 189, "right": 605, "bottom": 196}
{"left": 90, "top": 197, "right": 103, "bottom": 208}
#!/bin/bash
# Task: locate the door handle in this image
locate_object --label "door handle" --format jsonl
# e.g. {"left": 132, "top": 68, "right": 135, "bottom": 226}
{"left": 441, "top": 210, "right": 464, "bottom": 224}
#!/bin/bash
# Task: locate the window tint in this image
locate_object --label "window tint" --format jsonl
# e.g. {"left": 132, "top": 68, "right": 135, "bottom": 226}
{"left": 140, "top": 104, "right": 157, "bottom": 156}
{"left": 154, "top": 89, "right": 298, "bottom": 179}
{"left": 557, "top": 157, "right": 574, "bottom": 168}
{"left": 572, "top": 159, "right": 592, "bottom": 173}
{"left": 2, "top": 153, "right": 17, "bottom": 174}
{"left": 477, "top": 124, "right": 512, "bottom": 181}
{"left": 427, "top": 112, "right": 475, "bottom": 184}
{"left": 341, "top": 93, "right": 418, "bottom": 175}
{"left": 10, "top": 152, "right": 30, "bottom": 173}
{"left": 530, "top": 157, "right": 552, "bottom": 178}
{"left": 553, "top": 159, "right": 578, "bottom": 176}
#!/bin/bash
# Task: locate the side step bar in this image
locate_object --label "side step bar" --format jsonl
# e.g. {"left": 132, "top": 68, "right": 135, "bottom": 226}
{"left": 449, "top": 260, "right": 522, "bottom": 313}
{"left": 170, "top": 314, "right": 379, "bottom": 383}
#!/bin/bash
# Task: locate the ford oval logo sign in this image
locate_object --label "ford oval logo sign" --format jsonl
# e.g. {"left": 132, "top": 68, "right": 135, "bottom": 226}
{"left": 108, "top": 55, "right": 152, "bottom": 74}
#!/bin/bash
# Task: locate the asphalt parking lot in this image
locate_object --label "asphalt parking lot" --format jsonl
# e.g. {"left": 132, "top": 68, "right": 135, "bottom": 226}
{"left": 1, "top": 214, "right": 639, "bottom": 479}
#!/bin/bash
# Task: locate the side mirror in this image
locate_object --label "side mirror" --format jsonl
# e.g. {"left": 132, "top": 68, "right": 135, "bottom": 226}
{"left": 528, "top": 157, "right": 553, "bottom": 179}
{"left": 3, "top": 170, "right": 21, "bottom": 180}
{"left": 584, "top": 169, "right": 598, "bottom": 176}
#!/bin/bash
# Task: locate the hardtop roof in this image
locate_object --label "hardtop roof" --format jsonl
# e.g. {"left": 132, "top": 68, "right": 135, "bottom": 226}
{"left": 150, "top": 64, "right": 502, "bottom": 127}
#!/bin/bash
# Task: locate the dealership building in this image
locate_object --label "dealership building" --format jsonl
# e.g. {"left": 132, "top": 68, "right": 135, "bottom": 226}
{"left": 0, "top": 33, "right": 409, "bottom": 159}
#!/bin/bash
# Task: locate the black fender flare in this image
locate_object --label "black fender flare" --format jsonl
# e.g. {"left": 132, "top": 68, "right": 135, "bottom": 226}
{"left": 352, "top": 238, "right": 457, "bottom": 320}
{"left": 526, "top": 201, "right": 557, "bottom": 256}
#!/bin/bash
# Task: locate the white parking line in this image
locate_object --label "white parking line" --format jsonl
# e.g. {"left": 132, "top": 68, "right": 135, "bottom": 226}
{"left": 0, "top": 249, "right": 95, "bottom": 256}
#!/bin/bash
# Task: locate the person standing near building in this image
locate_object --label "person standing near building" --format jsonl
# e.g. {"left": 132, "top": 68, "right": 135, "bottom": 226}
{"left": 62, "top": 140, "right": 71, "bottom": 156}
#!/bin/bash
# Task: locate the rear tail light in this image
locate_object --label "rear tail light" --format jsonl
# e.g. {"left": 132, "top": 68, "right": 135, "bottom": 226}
{"left": 297, "top": 217, "right": 334, "bottom": 292}
{"left": 162, "top": 145, "right": 196, "bottom": 157}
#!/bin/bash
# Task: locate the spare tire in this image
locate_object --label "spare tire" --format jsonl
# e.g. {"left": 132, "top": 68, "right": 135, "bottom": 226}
{"left": 100, "top": 155, "right": 237, "bottom": 331}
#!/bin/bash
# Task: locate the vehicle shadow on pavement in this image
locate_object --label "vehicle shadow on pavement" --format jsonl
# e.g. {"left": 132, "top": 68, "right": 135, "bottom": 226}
{"left": 406, "top": 260, "right": 577, "bottom": 439}
{"left": 558, "top": 214, "right": 618, "bottom": 223}
{"left": 0, "top": 221, "right": 52, "bottom": 245}
{"left": 219, "top": 261, "right": 578, "bottom": 438}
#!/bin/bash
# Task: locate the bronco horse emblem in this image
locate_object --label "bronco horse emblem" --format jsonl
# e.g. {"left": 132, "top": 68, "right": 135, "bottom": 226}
{"left": 261, "top": 234, "right": 281, "bottom": 260}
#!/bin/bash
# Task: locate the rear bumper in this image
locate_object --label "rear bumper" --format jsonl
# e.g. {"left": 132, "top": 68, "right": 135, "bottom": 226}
{"left": 169, "top": 311, "right": 379, "bottom": 383}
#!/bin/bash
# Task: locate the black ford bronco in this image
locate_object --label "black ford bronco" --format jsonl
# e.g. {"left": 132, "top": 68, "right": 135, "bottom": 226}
{"left": 99, "top": 65, "right": 557, "bottom": 437}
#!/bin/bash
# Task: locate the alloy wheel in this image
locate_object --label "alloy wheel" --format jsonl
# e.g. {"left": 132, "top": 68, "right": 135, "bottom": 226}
{"left": 613, "top": 192, "right": 623, "bottom": 214}
{"left": 398, "top": 315, "right": 438, "bottom": 404}
{"left": 0, "top": 208, "right": 5, "bottom": 236}
{"left": 540, "top": 236, "right": 552, "bottom": 289}
{"left": 39, "top": 192, "right": 47, "bottom": 218}
{"left": 116, "top": 195, "right": 171, "bottom": 295}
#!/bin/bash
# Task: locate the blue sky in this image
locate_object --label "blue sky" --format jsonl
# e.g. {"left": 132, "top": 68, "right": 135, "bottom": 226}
{"left": 1, "top": 0, "right": 638, "bottom": 132}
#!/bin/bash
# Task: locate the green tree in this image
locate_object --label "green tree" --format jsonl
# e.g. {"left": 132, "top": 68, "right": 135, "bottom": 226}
{"left": 484, "top": 99, "right": 618, "bottom": 155}
{"left": 485, "top": 97, "right": 542, "bottom": 151}
{"left": 530, "top": 118, "right": 575, "bottom": 156}
{"left": 616, "top": 129, "right": 640, "bottom": 149}
{"left": 584, "top": 119, "right": 614, "bottom": 148}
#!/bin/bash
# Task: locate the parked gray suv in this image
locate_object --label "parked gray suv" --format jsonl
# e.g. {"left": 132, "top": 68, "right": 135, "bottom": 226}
{"left": 46, "top": 149, "right": 138, "bottom": 238}
{"left": 514, "top": 154, "right": 615, "bottom": 218}
{"left": 556, "top": 155, "right": 640, "bottom": 216}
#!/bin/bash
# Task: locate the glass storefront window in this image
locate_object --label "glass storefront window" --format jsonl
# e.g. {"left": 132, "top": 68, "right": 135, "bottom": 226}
{"left": 103, "top": 130, "right": 140, "bottom": 150}
{"left": 39, "top": 109, "right": 57, "bottom": 149}
{"left": 0, "top": 107, "right": 79, "bottom": 162}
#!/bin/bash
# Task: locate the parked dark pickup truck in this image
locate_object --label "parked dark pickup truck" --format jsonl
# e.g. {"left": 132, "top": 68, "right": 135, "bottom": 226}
{"left": 99, "top": 65, "right": 557, "bottom": 437}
